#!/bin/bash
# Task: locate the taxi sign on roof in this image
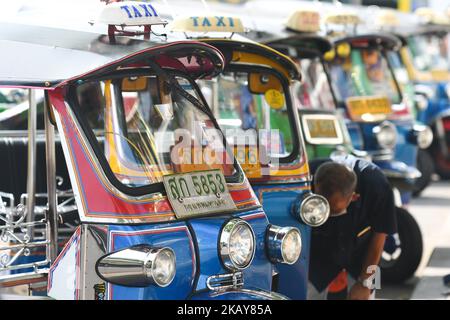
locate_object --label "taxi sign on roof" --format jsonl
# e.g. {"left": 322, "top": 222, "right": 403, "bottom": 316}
{"left": 170, "top": 16, "right": 245, "bottom": 33}
{"left": 324, "top": 12, "right": 361, "bottom": 26}
{"left": 286, "top": 10, "right": 321, "bottom": 33}
{"left": 415, "top": 7, "right": 450, "bottom": 26}
{"left": 375, "top": 10, "right": 399, "bottom": 27}
{"left": 97, "top": 1, "right": 166, "bottom": 26}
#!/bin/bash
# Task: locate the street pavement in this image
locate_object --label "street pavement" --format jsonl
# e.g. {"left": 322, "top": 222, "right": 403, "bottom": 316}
{"left": 378, "top": 178, "right": 450, "bottom": 300}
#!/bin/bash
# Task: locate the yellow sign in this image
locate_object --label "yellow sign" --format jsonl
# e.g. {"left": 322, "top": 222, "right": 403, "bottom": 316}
{"left": 376, "top": 10, "right": 399, "bottom": 26}
{"left": 264, "top": 89, "right": 285, "bottom": 109}
{"left": 170, "top": 16, "right": 245, "bottom": 33}
{"left": 336, "top": 43, "right": 351, "bottom": 58}
{"left": 325, "top": 13, "right": 361, "bottom": 25}
{"left": 415, "top": 8, "right": 450, "bottom": 26}
{"left": 286, "top": 10, "right": 321, "bottom": 33}
{"left": 346, "top": 96, "right": 392, "bottom": 121}
{"left": 306, "top": 119, "right": 338, "bottom": 139}
{"left": 234, "top": 146, "right": 262, "bottom": 179}
{"left": 431, "top": 69, "right": 450, "bottom": 82}
{"left": 324, "top": 49, "right": 336, "bottom": 61}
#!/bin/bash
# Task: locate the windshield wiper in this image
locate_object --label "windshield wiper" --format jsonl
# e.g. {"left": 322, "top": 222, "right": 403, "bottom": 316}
{"left": 147, "top": 59, "right": 213, "bottom": 117}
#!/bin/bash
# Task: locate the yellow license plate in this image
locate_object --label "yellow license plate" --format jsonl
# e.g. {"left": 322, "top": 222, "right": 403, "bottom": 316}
{"left": 346, "top": 96, "right": 392, "bottom": 121}
{"left": 430, "top": 69, "right": 450, "bottom": 82}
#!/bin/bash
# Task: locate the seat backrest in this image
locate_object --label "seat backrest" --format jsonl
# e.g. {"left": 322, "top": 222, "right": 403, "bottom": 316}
{"left": 0, "top": 133, "right": 71, "bottom": 204}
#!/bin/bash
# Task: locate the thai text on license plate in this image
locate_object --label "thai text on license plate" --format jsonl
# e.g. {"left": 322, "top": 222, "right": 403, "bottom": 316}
{"left": 163, "top": 169, "right": 237, "bottom": 218}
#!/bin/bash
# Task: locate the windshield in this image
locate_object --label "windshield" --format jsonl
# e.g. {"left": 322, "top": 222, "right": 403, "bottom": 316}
{"left": 199, "top": 69, "right": 297, "bottom": 168}
{"left": 408, "top": 34, "right": 450, "bottom": 72}
{"left": 387, "top": 51, "right": 416, "bottom": 115}
{"left": 328, "top": 48, "right": 402, "bottom": 105}
{"left": 293, "top": 58, "right": 336, "bottom": 110}
{"left": 74, "top": 71, "right": 237, "bottom": 188}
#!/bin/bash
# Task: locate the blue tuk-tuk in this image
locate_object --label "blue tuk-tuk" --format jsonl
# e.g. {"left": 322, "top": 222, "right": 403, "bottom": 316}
{"left": 390, "top": 8, "right": 450, "bottom": 186}
{"left": 159, "top": 8, "right": 331, "bottom": 299}
{"left": 0, "top": 1, "right": 298, "bottom": 300}
{"left": 222, "top": 0, "right": 427, "bottom": 284}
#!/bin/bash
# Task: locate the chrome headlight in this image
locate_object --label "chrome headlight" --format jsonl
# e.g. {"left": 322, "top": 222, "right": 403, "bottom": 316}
{"left": 373, "top": 121, "right": 397, "bottom": 149}
{"left": 220, "top": 219, "right": 256, "bottom": 271}
{"left": 414, "top": 94, "right": 429, "bottom": 111}
{"left": 96, "top": 245, "right": 176, "bottom": 287}
{"left": 415, "top": 124, "right": 434, "bottom": 149}
{"left": 297, "top": 194, "right": 330, "bottom": 227}
{"left": 267, "top": 225, "right": 302, "bottom": 265}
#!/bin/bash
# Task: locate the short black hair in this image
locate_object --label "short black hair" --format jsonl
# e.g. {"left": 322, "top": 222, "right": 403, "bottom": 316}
{"left": 314, "top": 162, "right": 357, "bottom": 199}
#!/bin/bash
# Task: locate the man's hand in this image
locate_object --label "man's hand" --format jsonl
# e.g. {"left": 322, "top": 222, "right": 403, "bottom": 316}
{"left": 348, "top": 282, "right": 371, "bottom": 300}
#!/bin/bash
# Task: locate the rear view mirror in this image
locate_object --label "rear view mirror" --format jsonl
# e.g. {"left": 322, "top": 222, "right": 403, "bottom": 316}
{"left": 248, "top": 72, "right": 282, "bottom": 94}
{"left": 122, "top": 76, "right": 148, "bottom": 92}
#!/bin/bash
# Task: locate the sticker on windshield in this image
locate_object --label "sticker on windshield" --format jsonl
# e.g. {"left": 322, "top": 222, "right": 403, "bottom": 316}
{"left": 264, "top": 89, "right": 285, "bottom": 109}
{"left": 163, "top": 169, "right": 236, "bottom": 219}
{"left": 301, "top": 114, "right": 344, "bottom": 145}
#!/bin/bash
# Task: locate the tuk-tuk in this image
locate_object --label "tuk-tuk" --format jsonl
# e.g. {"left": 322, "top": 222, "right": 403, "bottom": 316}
{"left": 228, "top": 1, "right": 426, "bottom": 284}
{"left": 163, "top": 10, "right": 330, "bottom": 300}
{"left": 322, "top": 10, "right": 427, "bottom": 283}
{"left": 392, "top": 8, "right": 450, "bottom": 183}
{"left": 0, "top": 1, "right": 297, "bottom": 300}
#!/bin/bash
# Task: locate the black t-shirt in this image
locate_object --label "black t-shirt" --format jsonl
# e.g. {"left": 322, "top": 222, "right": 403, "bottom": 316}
{"left": 308, "top": 155, "right": 397, "bottom": 292}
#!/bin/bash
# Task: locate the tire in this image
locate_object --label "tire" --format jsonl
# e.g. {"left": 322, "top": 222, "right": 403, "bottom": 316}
{"left": 380, "top": 207, "right": 423, "bottom": 284}
{"left": 413, "top": 149, "right": 434, "bottom": 197}
{"left": 434, "top": 147, "right": 450, "bottom": 180}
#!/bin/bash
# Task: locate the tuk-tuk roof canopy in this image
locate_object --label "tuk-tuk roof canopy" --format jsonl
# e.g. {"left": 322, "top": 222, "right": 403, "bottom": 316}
{"left": 200, "top": 38, "right": 302, "bottom": 81}
{"left": 0, "top": 22, "right": 225, "bottom": 89}
{"left": 332, "top": 33, "right": 402, "bottom": 51}
{"left": 264, "top": 33, "right": 332, "bottom": 56}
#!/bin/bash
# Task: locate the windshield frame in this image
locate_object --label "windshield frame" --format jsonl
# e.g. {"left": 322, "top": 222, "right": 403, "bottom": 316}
{"left": 407, "top": 32, "right": 450, "bottom": 72}
{"left": 214, "top": 63, "right": 302, "bottom": 165}
{"left": 67, "top": 67, "right": 245, "bottom": 198}
{"left": 324, "top": 45, "right": 404, "bottom": 109}
{"left": 295, "top": 54, "right": 340, "bottom": 111}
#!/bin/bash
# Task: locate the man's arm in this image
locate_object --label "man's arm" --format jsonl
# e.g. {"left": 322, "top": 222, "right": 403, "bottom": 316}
{"left": 348, "top": 232, "right": 386, "bottom": 300}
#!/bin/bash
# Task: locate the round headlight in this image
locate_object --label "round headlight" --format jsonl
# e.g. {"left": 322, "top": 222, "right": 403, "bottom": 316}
{"left": 415, "top": 94, "right": 428, "bottom": 111}
{"left": 96, "top": 245, "right": 176, "bottom": 288}
{"left": 146, "top": 247, "right": 176, "bottom": 287}
{"left": 298, "top": 194, "right": 330, "bottom": 227}
{"left": 416, "top": 125, "right": 434, "bottom": 149}
{"left": 373, "top": 121, "right": 397, "bottom": 149}
{"left": 267, "top": 225, "right": 302, "bottom": 265}
{"left": 220, "top": 219, "right": 255, "bottom": 271}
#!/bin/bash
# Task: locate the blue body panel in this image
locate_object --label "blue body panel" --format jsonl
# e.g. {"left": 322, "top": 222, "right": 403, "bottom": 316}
{"left": 189, "top": 209, "right": 273, "bottom": 293}
{"left": 251, "top": 183, "right": 311, "bottom": 300}
{"left": 417, "top": 82, "right": 450, "bottom": 125}
{"left": 104, "top": 208, "right": 275, "bottom": 300}
{"left": 107, "top": 221, "right": 196, "bottom": 300}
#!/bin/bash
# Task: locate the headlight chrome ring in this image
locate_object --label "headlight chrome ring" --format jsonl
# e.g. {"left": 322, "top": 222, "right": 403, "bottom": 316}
{"left": 219, "top": 219, "right": 256, "bottom": 271}
{"left": 298, "top": 193, "right": 330, "bottom": 227}
{"left": 373, "top": 121, "right": 398, "bottom": 149}
{"left": 414, "top": 124, "right": 434, "bottom": 149}
{"left": 267, "top": 225, "right": 302, "bottom": 265}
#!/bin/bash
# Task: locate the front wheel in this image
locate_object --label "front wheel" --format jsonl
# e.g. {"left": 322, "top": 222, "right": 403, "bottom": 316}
{"left": 434, "top": 147, "right": 450, "bottom": 180}
{"left": 380, "top": 207, "right": 423, "bottom": 284}
{"left": 413, "top": 149, "right": 434, "bottom": 197}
